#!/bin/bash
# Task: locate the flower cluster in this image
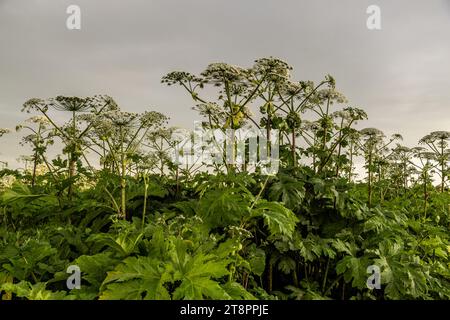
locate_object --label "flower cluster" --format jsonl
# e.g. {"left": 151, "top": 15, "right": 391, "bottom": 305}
{"left": 333, "top": 107, "right": 367, "bottom": 123}
{"left": 360, "top": 127, "right": 385, "bottom": 138}
{"left": 201, "top": 63, "right": 247, "bottom": 85}
{"left": 49, "top": 96, "right": 95, "bottom": 112}
{"left": 316, "top": 88, "right": 348, "bottom": 104}
{"left": 252, "top": 57, "right": 292, "bottom": 82}
{"left": 0, "top": 128, "right": 11, "bottom": 137}
{"left": 22, "top": 98, "right": 46, "bottom": 113}
{"left": 161, "top": 71, "right": 204, "bottom": 86}
{"left": 103, "top": 110, "right": 139, "bottom": 127}
{"left": 140, "top": 111, "right": 169, "bottom": 128}
{"left": 420, "top": 131, "right": 450, "bottom": 144}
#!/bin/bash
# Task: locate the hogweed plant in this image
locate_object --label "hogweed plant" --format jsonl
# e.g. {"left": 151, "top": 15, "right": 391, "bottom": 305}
{"left": 162, "top": 58, "right": 361, "bottom": 173}
{"left": 81, "top": 109, "right": 168, "bottom": 220}
{"left": 410, "top": 147, "right": 439, "bottom": 220}
{"left": 419, "top": 131, "right": 450, "bottom": 193}
{"left": 357, "top": 128, "right": 402, "bottom": 207}
{"left": 16, "top": 117, "right": 55, "bottom": 187}
{"left": 21, "top": 95, "right": 118, "bottom": 197}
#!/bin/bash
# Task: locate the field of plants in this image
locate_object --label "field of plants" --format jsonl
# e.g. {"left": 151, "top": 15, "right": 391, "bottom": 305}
{"left": 0, "top": 58, "right": 449, "bottom": 300}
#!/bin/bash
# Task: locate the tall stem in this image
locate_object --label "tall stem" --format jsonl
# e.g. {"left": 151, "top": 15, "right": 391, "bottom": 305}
{"left": 441, "top": 141, "right": 445, "bottom": 193}
{"left": 348, "top": 142, "right": 353, "bottom": 183}
{"left": 120, "top": 126, "right": 127, "bottom": 220}
{"left": 322, "top": 257, "right": 330, "bottom": 294}
{"left": 291, "top": 130, "right": 296, "bottom": 166}
{"left": 68, "top": 111, "right": 77, "bottom": 198}
{"left": 424, "top": 169, "right": 428, "bottom": 220}
{"left": 31, "top": 124, "right": 42, "bottom": 187}
{"left": 142, "top": 174, "right": 149, "bottom": 229}
{"left": 368, "top": 151, "right": 373, "bottom": 208}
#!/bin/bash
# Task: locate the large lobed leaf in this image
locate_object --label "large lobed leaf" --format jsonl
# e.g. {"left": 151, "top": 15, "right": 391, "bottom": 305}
{"left": 252, "top": 200, "right": 299, "bottom": 238}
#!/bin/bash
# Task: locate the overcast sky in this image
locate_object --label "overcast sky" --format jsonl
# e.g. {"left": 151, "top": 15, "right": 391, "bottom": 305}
{"left": 0, "top": 0, "right": 449, "bottom": 168}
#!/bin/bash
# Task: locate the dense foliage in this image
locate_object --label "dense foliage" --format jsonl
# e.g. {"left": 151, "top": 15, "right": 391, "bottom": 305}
{"left": 0, "top": 58, "right": 449, "bottom": 300}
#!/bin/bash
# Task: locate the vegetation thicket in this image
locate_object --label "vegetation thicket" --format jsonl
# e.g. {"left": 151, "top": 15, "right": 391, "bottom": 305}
{"left": 0, "top": 58, "right": 449, "bottom": 300}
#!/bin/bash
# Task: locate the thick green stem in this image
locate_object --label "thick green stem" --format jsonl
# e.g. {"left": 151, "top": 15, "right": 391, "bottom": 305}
{"left": 348, "top": 143, "right": 353, "bottom": 183}
{"left": 424, "top": 170, "right": 428, "bottom": 220}
{"left": 120, "top": 127, "right": 127, "bottom": 220}
{"left": 441, "top": 141, "right": 445, "bottom": 193}
{"left": 291, "top": 130, "right": 296, "bottom": 166}
{"left": 142, "top": 174, "right": 149, "bottom": 229}
{"left": 322, "top": 257, "right": 330, "bottom": 294}
{"left": 335, "top": 118, "right": 344, "bottom": 178}
{"left": 31, "top": 125, "right": 41, "bottom": 187}
{"left": 68, "top": 111, "right": 77, "bottom": 198}
{"left": 368, "top": 151, "right": 373, "bottom": 208}
{"left": 267, "top": 260, "right": 273, "bottom": 292}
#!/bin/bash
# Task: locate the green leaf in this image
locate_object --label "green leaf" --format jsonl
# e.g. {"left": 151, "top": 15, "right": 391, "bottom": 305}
{"left": 198, "top": 188, "right": 250, "bottom": 228}
{"left": 336, "top": 256, "right": 370, "bottom": 289}
{"left": 100, "top": 256, "right": 171, "bottom": 300}
{"left": 75, "top": 253, "right": 118, "bottom": 288}
{"left": 269, "top": 174, "right": 305, "bottom": 210}
{"left": 221, "top": 282, "right": 257, "bottom": 300}
{"left": 1, "top": 281, "right": 68, "bottom": 300}
{"left": 169, "top": 237, "right": 234, "bottom": 300}
{"left": 173, "top": 278, "right": 231, "bottom": 300}
{"left": 1, "top": 182, "right": 58, "bottom": 205}
{"left": 278, "top": 257, "right": 296, "bottom": 275}
{"left": 252, "top": 200, "right": 299, "bottom": 238}
{"left": 247, "top": 244, "right": 266, "bottom": 277}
